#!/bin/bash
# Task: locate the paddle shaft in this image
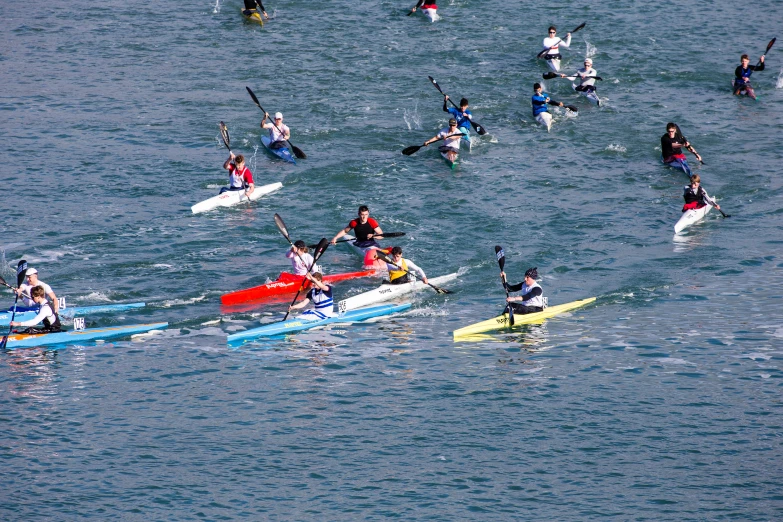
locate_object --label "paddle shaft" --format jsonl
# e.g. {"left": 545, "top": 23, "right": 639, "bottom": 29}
{"left": 403, "top": 133, "right": 465, "bottom": 156}
{"left": 1, "top": 260, "right": 27, "bottom": 349}
{"left": 283, "top": 239, "right": 329, "bottom": 320}
{"left": 377, "top": 254, "right": 450, "bottom": 294}
{"left": 309, "top": 232, "right": 405, "bottom": 249}
{"left": 494, "top": 247, "right": 513, "bottom": 326}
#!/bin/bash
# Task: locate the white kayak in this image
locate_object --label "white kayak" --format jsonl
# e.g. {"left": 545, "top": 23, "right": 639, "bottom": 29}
{"left": 337, "top": 272, "right": 457, "bottom": 312}
{"left": 191, "top": 182, "right": 282, "bottom": 214}
{"left": 674, "top": 204, "right": 712, "bottom": 233}
{"left": 572, "top": 82, "right": 600, "bottom": 106}
{"left": 535, "top": 112, "right": 553, "bottom": 132}
{"left": 422, "top": 7, "right": 439, "bottom": 22}
{"left": 544, "top": 56, "right": 560, "bottom": 73}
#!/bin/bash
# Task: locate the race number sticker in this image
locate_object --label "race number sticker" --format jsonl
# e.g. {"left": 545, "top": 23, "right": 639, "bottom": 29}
{"left": 73, "top": 317, "right": 86, "bottom": 331}
{"left": 338, "top": 300, "right": 347, "bottom": 314}
{"left": 58, "top": 297, "right": 67, "bottom": 310}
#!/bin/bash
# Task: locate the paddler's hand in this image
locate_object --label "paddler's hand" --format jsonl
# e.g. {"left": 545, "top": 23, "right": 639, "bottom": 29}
{"left": 695, "top": 153, "right": 702, "bottom": 162}
{"left": 422, "top": 277, "right": 428, "bottom": 285}
{"left": 715, "top": 203, "right": 721, "bottom": 210}
{"left": 411, "top": 6, "right": 417, "bottom": 12}
{"left": 10, "top": 321, "right": 18, "bottom": 327}
{"left": 263, "top": 11, "right": 269, "bottom": 19}
{"left": 760, "top": 55, "right": 765, "bottom": 63}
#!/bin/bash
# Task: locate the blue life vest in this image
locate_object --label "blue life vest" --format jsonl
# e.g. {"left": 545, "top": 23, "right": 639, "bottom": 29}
{"left": 532, "top": 93, "right": 550, "bottom": 116}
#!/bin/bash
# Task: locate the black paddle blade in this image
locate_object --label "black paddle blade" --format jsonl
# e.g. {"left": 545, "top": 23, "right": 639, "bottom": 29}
{"left": 291, "top": 145, "right": 307, "bottom": 159}
{"left": 427, "top": 75, "right": 444, "bottom": 94}
{"left": 377, "top": 232, "right": 405, "bottom": 239}
{"left": 495, "top": 246, "right": 505, "bottom": 270}
{"left": 377, "top": 252, "right": 393, "bottom": 265}
{"left": 766, "top": 37, "right": 776, "bottom": 53}
{"left": 508, "top": 305, "right": 515, "bottom": 326}
{"left": 273, "top": 214, "right": 291, "bottom": 242}
{"left": 16, "top": 260, "right": 27, "bottom": 287}
{"left": 402, "top": 145, "right": 423, "bottom": 156}
{"left": 571, "top": 22, "right": 586, "bottom": 33}
{"left": 472, "top": 121, "right": 488, "bottom": 135}
{"left": 565, "top": 105, "right": 579, "bottom": 113}
{"left": 312, "top": 238, "right": 330, "bottom": 261}
{"left": 246, "top": 86, "right": 262, "bottom": 110}
{"left": 542, "top": 72, "right": 558, "bottom": 80}
{"left": 219, "top": 121, "right": 230, "bottom": 150}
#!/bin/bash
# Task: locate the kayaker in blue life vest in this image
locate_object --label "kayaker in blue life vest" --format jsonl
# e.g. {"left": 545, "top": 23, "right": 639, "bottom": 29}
{"left": 682, "top": 174, "right": 720, "bottom": 212}
{"left": 733, "top": 53, "right": 765, "bottom": 99}
{"left": 243, "top": 0, "right": 269, "bottom": 20}
{"left": 9, "top": 285, "right": 62, "bottom": 334}
{"left": 500, "top": 267, "right": 544, "bottom": 314}
{"left": 287, "top": 272, "right": 335, "bottom": 320}
{"left": 442, "top": 96, "right": 472, "bottom": 143}
{"left": 532, "top": 83, "right": 564, "bottom": 131}
{"left": 661, "top": 122, "right": 701, "bottom": 175}
{"left": 332, "top": 205, "right": 384, "bottom": 249}
{"left": 221, "top": 152, "right": 255, "bottom": 196}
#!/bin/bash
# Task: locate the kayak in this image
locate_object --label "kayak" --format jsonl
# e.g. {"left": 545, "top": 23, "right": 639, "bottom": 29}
{"left": 341, "top": 234, "right": 389, "bottom": 271}
{"left": 241, "top": 8, "right": 264, "bottom": 26}
{"left": 732, "top": 79, "right": 756, "bottom": 99}
{"left": 572, "top": 83, "right": 600, "bottom": 106}
{"left": 441, "top": 149, "right": 458, "bottom": 169}
{"left": 543, "top": 56, "right": 561, "bottom": 73}
{"left": 452, "top": 297, "right": 596, "bottom": 339}
{"left": 661, "top": 155, "right": 692, "bottom": 177}
{"left": 261, "top": 135, "right": 296, "bottom": 164}
{"left": 420, "top": 7, "right": 439, "bottom": 22}
{"left": 0, "top": 302, "right": 146, "bottom": 326}
{"left": 338, "top": 273, "right": 457, "bottom": 312}
{"left": 191, "top": 182, "right": 283, "bottom": 214}
{"left": 674, "top": 204, "right": 712, "bottom": 233}
{"left": 227, "top": 303, "right": 411, "bottom": 344}
{"left": 220, "top": 270, "right": 377, "bottom": 306}
{"left": 535, "top": 112, "right": 553, "bottom": 132}
{"left": 3, "top": 322, "right": 168, "bottom": 350}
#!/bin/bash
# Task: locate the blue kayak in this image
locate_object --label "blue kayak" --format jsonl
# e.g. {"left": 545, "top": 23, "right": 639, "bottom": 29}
{"left": 0, "top": 302, "right": 146, "bottom": 326}
{"left": 227, "top": 303, "right": 411, "bottom": 345}
{"left": 261, "top": 135, "right": 296, "bottom": 164}
{"left": 3, "top": 322, "right": 168, "bottom": 349}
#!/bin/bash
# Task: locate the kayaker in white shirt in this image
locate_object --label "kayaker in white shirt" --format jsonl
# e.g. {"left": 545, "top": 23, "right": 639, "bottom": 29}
{"left": 542, "top": 26, "right": 572, "bottom": 62}
{"left": 288, "top": 272, "right": 335, "bottom": 320}
{"left": 261, "top": 112, "right": 291, "bottom": 149}
{"left": 16, "top": 268, "right": 59, "bottom": 313}
{"left": 562, "top": 58, "right": 597, "bottom": 92}
{"left": 423, "top": 118, "right": 463, "bottom": 154}
{"left": 376, "top": 246, "right": 428, "bottom": 285}
{"left": 10, "top": 285, "right": 62, "bottom": 333}
{"left": 286, "top": 240, "right": 320, "bottom": 275}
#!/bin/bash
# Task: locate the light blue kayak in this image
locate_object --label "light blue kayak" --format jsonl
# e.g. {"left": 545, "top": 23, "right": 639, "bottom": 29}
{"left": 261, "top": 135, "right": 296, "bottom": 164}
{"left": 3, "top": 322, "right": 168, "bottom": 349}
{"left": 227, "top": 303, "right": 411, "bottom": 345}
{"left": 0, "top": 302, "right": 146, "bottom": 326}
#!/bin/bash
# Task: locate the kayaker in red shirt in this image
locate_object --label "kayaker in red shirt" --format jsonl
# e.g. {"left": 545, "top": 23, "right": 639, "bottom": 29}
{"left": 221, "top": 153, "right": 255, "bottom": 196}
{"left": 332, "top": 206, "right": 384, "bottom": 249}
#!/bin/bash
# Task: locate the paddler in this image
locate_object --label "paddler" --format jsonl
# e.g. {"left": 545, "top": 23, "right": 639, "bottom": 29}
{"left": 16, "top": 268, "right": 59, "bottom": 314}
{"left": 532, "top": 83, "right": 564, "bottom": 131}
{"left": 661, "top": 122, "right": 701, "bottom": 175}
{"left": 287, "top": 272, "right": 335, "bottom": 320}
{"left": 682, "top": 174, "right": 720, "bottom": 212}
{"left": 733, "top": 53, "right": 765, "bottom": 99}
{"left": 541, "top": 26, "right": 572, "bottom": 69}
{"left": 221, "top": 152, "right": 255, "bottom": 196}
{"left": 500, "top": 267, "right": 544, "bottom": 314}
{"left": 286, "top": 240, "right": 320, "bottom": 275}
{"left": 332, "top": 206, "right": 384, "bottom": 249}
{"left": 562, "top": 57, "right": 597, "bottom": 94}
{"left": 442, "top": 96, "right": 473, "bottom": 144}
{"left": 260, "top": 112, "right": 291, "bottom": 150}
{"left": 422, "top": 118, "right": 463, "bottom": 160}
{"left": 9, "top": 285, "right": 62, "bottom": 334}
{"left": 375, "top": 246, "right": 429, "bottom": 285}
{"left": 409, "top": 0, "right": 437, "bottom": 17}
{"left": 243, "top": 0, "right": 269, "bottom": 20}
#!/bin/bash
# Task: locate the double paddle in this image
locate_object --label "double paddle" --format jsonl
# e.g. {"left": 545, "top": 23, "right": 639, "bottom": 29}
{"left": 246, "top": 86, "right": 306, "bottom": 159}
{"left": 375, "top": 253, "right": 452, "bottom": 294}
{"left": 495, "top": 246, "right": 513, "bottom": 326}
{"left": 749, "top": 37, "right": 776, "bottom": 78}
{"left": 673, "top": 124, "right": 705, "bottom": 165}
{"left": 308, "top": 232, "right": 405, "bottom": 249}
{"left": 0, "top": 260, "right": 28, "bottom": 349}
{"left": 536, "top": 22, "right": 586, "bottom": 59}
{"left": 543, "top": 71, "right": 603, "bottom": 82}
{"left": 274, "top": 214, "right": 330, "bottom": 320}
{"left": 402, "top": 133, "right": 465, "bottom": 156}
{"left": 427, "top": 76, "right": 488, "bottom": 135}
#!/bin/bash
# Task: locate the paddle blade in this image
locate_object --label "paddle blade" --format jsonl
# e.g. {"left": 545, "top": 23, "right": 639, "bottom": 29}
{"left": 472, "top": 120, "right": 488, "bottom": 135}
{"left": 245, "top": 86, "right": 263, "bottom": 111}
{"left": 291, "top": 144, "right": 307, "bottom": 159}
{"left": 273, "top": 214, "right": 291, "bottom": 243}
{"left": 508, "top": 305, "right": 515, "bottom": 326}
{"left": 312, "top": 238, "right": 330, "bottom": 262}
{"left": 376, "top": 252, "right": 393, "bottom": 265}
{"left": 494, "top": 246, "right": 505, "bottom": 270}
{"left": 427, "top": 75, "right": 444, "bottom": 94}
{"left": 565, "top": 105, "right": 579, "bottom": 113}
{"left": 542, "top": 72, "right": 558, "bottom": 80}
{"left": 765, "top": 37, "right": 776, "bottom": 54}
{"left": 0, "top": 275, "right": 7, "bottom": 288}
{"left": 571, "top": 22, "right": 586, "bottom": 33}
{"left": 219, "top": 121, "right": 230, "bottom": 150}
{"left": 402, "top": 144, "right": 422, "bottom": 156}
{"left": 16, "top": 260, "right": 27, "bottom": 287}
{"left": 377, "top": 232, "right": 405, "bottom": 239}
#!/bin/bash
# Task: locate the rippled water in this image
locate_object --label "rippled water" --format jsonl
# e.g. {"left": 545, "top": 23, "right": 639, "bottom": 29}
{"left": 1, "top": 0, "right": 782, "bottom": 519}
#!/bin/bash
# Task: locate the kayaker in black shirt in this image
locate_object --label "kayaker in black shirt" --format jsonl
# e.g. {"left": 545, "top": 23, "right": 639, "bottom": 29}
{"left": 500, "top": 267, "right": 544, "bottom": 314}
{"left": 331, "top": 206, "right": 384, "bottom": 249}
{"left": 683, "top": 174, "right": 720, "bottom": 212}
{"left": 243, "top": 0, "right": 269, "bottom": 20}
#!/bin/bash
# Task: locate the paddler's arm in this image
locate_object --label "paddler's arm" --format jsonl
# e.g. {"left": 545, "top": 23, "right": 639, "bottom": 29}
{"left": 561, "top": 33, "right": 571, "bottom": 48}
{"left": 443, "top": 95, "right": 450, "bottom": 112}
{"left": 289, "top": 297, "right": 310, "bottom": 311}
{"left": 367, "top": 225, "right": 383, "bottom": 240}
{"left": 47, "top": 289, "right": 59, "bottom": 313}
{"left": 11, "top": 305, "right": 51, "bottom": 327}
{"left": 223, "top": 152, "right": 235, "bottom": 170}
{"left": 410, "top": 0, "right": 425, "bottom": 12}
{"left": 305, "top": 273, "right": 330, "bottom": 291}
{"left": 244, "top": 181, "right": 255, "bottom": 196}
{"left": 255, "top": 0, "right": 268, "bottom": 18}
{"left": 331, "top": 226, "right": 351, "bottom": 244}
{"left": 405, "top": 259, "right": 428, "bottom": 285}
{"left": 516, "top": 286, "right": 543, "bottom": 303}
{"left": 701, "top": 188, "right": 720, "bottom": 210}
{"left": 261, "top": 112, "right": 272, "bottom": 129}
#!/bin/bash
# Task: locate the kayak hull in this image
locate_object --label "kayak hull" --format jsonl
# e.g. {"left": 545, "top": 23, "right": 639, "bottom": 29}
{"left": 261, "top": 135, "right": 296, "bottom": 164}
{"left": 535, "top": 112, "right": 552, "bottom": 131}
{"left": 3, "top": 322, "right": 168, "bottom": 349}
{"left": 441, "top": 150, "right": 458, "bottom": 168}
{"left": 421, "top": 8, "right": 439, "bottom": 22}
{"left": 220, "top": 270, "right": 377, "bottom": 306}
{"left": 191, "top": 182, "right": 283, "bottom": 214}
{"left": 674, "top": 204, "right": 712, "bottom": 233}
{"left": 545, "top": 57, "right": 561, "bottom": 72}
{"left": 0, "top": 302, "right": 146, "bottom": 326}
{"left": 572, "top": 83, "right": 600, "bottom": 106}
{"left": 241, "top": 8, "right": 264, "bottom": 26}
{"left": 227, "top": 303, "right": 411, "bottom": 344}
{"left": 342, "top": 234, "right": 388, "bottom": 271}
{"left": 662, "top": 155, "right": 692, "bottom": 177}
{"left": 338, "top": 273, "right": 458, "bottom": 312}
{"left": 453, "top": 297, "right": 596, "bottom": 338}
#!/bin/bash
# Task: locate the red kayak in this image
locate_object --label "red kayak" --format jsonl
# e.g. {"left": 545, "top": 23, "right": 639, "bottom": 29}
{"left": 221, "top": 270, "right": 377, "bottom": 306}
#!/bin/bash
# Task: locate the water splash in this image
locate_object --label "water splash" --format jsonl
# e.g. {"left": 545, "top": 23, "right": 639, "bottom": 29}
{"left": 403, "top": 103, "right": 422, "bottom": 131}
{"left": 585, "top": 41, "right": 597, "bottom": 60}
{"left": 605, "top": 144, "right": 627, "bottom": 153}
{"left": 213, "top": 0, "right": 221, "bottom": 14}
{"left": 776, "top": 69, "right": 783, "bottom": 89}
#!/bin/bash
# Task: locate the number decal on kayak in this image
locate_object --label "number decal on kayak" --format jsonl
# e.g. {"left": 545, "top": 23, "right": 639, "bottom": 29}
{"left": 58, "top": 297, "right": 67, "bottom": 310}
{"left": 73, "top": 317, "right": 86, "bottom": 331}
{"left": 338, "top": 300, "right": 347, "bottom": 314}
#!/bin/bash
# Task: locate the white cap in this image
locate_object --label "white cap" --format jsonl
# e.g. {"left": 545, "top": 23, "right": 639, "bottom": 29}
{"left": 25, "top": 268, "right": 38, "bottom": 276}
{"left": 274, "top": 112, "right": 283, "bottom": 120}
{"left": 584, "top": 58, "right": 593, "bottom": 65}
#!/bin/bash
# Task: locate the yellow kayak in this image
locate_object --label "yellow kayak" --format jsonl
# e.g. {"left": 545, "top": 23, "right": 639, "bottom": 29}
{"left": 453, "top": 297, "right": 596, "bottom": 339}
{"left": 241, "top": 8, "right": 264, "bottom": 26}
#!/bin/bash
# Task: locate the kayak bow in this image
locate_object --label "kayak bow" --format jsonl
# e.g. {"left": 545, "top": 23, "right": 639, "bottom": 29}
{"left": 3, "top": 322, "right": 168, "bottom": 349}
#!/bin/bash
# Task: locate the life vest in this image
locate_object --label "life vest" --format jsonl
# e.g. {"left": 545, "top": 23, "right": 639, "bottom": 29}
{"left": 352, "top": 220, "right": 375, "bottom": 242}
{"left": 229, "top": 165, "right": 250, "bottom": 189}
{"left": 308, "top": 286, "right": 334, "bottom": 313}
{"left": 388, "top": 258, "right": 408, "bottom": 283}
{"left": 519, "top": 281, "right": 544, "bottom": 308}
